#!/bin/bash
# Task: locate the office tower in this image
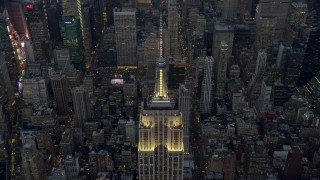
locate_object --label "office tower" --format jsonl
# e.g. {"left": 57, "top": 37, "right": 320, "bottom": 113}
{"left": 299, "top": 28, "right": 320, "bottom": 85}
{"left": 0, "top": 9, "right": 18, "bottom": 86}
{"left": 143, "top": 33, "right": 159, "bottom": 68}
{"left": 61, "top": 0, "right": 80, "bottom": 17}
{"left": 24, "top": 39, "right": 35, "bottom": 62}
{"left": 254, "top": 16, "right": 276, "bottom": 50}
{"left": 236, "top": 0, "right": 252, "bottom": 19}
{"left": 62, "top": 0, "right": 94, "bottom": 61}
{"left": 82, "top": 75, "right": 94, "bottom": 97}
{"left": 80, "top": 4, "right": 93, "bottom": 63}
{"left": 255, "top": 0, "right": 291, "bottom": 41}
{"left": 212, "top": 23, "right": 234, "bottom": 63}
{"left": 47, "top": 3, "right": 62, "bottom": 42}
{"left": 244, "top": 140, "right": 268, "bottom": 179}
{"left": 21, "top": 144, "right": 47, "bottom": 180}
{"left": 0, "top": 9, "right": 12, "bottom": 54}
{"left": 6, "top": 1, "right": 29, "bottom": 38}
{"left": 276, "top": 43, "right": 291, "bottom": 71}
{"left": 200, "top": 56, "right": 214, "bottom": 113}
{"left": 51, "top": 74, "right": 69, "bottom": 115}
{"left": 285, "top": 2, "right": 309, "bottom": 47}
{"left": 23, "top": 0, "right": 50, "bottom": 61}
{"left": 65, "top": 65, "right": 81, "bottom": 88}
{"left": 114, "top": 8, "right": 137, "bottom": 66}
{"left": 138, "top": 57, "right": 184, "bottom": 179}
{"left": 195, "top": 15, "right": 206, "bottom": 36}
{"left": 0, "top": 105, "right": 7, "bottom": 133}
{"left": 179, "top": 83, "right": 191, "bottom": 154}
{"left": 71, "top": 86, "right": 90, "bottom": 128}
{"left": 222, "top": 0, "right": 238, "bottom": 20}
{"left": 288, "top": 2, "right": 308, "bottom": 27}
{"left": 167, "top": 0, "right": 180, "bottom": 58}
{"left": 0, "top": 53, "right": 13, "bottom": 98}
{"left": 126, "top": 118, "right": 136, "bottom": 143}
{"left": 23, "top": 76, "right": 48, "bottom": 106}
{"left": 91, "top": 0, "right": 103, "bottom": 45}
{"left": 248, "top": 50, "right": 267, "bottom": 93}
{"left": 168, "top": 59, "right": 186, "bottom": 90}
{"left": 60, "top": 17, "right": 84, "bottom": 70}
{"left": 54, "top": 47, "right": 71, "bottom": 70}
{"left": 283, "top": 48, "right": 305, "bottom": 85}
{"left": 256, "top": 79, "right": 272, "bottom": 114}
{"left": 303, "top": 75, "right": 320, "bottom": 106}
{"left": 64, "top": 156, "right": 79, "bottom": 180}
{"left": 285, "top": 147, "right": 303, "bottom": 180}
{"left": 273, "top": 80, "right": 293, "bottom": 107}
{"left": 215, "top": 41, "right": 229, "bottom": 97}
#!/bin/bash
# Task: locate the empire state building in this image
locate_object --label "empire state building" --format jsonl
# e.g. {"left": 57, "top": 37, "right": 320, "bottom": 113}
{"left": 138, "top": 15, "right": 184, "bottom": 179}
{"left": 138, "top": 57, "right": 184, "bottom": 180}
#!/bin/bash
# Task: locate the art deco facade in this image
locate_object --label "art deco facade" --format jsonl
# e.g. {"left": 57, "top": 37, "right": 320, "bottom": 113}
{"left": 215, "top": 41, "right": 229, "bottom": 97}
{"left": 138, "top": 57, "right": 184, "bottom": 180}
{"left": 179, "top": 83, "right": 191, "bottom": 154}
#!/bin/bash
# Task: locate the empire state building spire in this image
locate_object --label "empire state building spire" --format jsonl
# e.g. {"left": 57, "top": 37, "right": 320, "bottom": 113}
{"left": 148, "top": 13, "right": 173, "bottom": 108}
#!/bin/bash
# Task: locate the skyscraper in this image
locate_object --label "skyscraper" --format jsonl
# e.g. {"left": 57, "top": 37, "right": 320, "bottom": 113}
{"left": 54, "top": 47, "right": 71, "bottom": 70}
{"left": 60, "top": 17, "right": 84, "bottom": 70}
{"left": 51, "top": 73, "right": 69, "bottom": 115}
{"left": 47, "top": 3, "right": 62, "bottom": 42}
{"left": 167, "top": 0, "right": 180, "bottom": 58}
{"left": 23, "top": 0, "right": 50, "bottom": 61}
{"left": 80, "top": 4, "right": 93, "bottom": 63}
{"left": 62, "top": 0, "right": 94, "bottom": 63}
{"left": 71, "top": 86, "right": 90, "bottom": 128}
{"left": 61, "top": 0, "right": 80, "bottom": 17}
{"left": 212, "top": 24, "right": 233, "bottom": 98}
{"left": 138, "top": 57, "right": 184, "bottom": 179}
{"left": 255, "top": 0, "right": 291, "bottom": 40}
{"left": 254, "top": 16, "right": 276, "bottom": 50}
{"left": 23, "top": 76, "right": 48, "bottom": 106}
{"left": 1, "top": 6, "right": 22, "bottom": 83}
{"left": 299, "top": 28, "right": 320, "bottom": 85}
{"left": 114, "top": 7, "right": 137, "bottom": 67}
{"left": 0, "top": 53, "right": 13, "bottom": 98}
{"left": 200, "top": 56, "right": 214, "bottom": 113}
{"left": 248, "top": 49, "right": 267, "bottom": 96}
{"left": 6, "top": 1, "right": 29, "bottom": 38}
{"left": 212, "top": 23, "right": 234, "bottom": 62}
{"left": 21, "top": 144, "right": 47, "bottom": 180}
{"left": 179, "top": 83, "right": 191, "bottom": 154}
{"left": 215, "top": 41, "right": 229, "bottom": 97}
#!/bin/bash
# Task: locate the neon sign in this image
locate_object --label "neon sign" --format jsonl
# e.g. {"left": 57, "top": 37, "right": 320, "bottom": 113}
{"left": 26, "top": 4, "right": 34, "bottom": 9}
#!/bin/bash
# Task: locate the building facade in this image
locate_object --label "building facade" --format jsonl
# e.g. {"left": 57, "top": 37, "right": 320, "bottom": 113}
{"left": 200, "top": 56, "right": 214, "bottom": 113}
{"left": 178, "top": 83, "right": 191, "bottom": 154}
{"left": 114, "top": 8, "right": 137, "bottom": 67}
{"left": 60, "top": 17, "right": 84, "bottom": 70}
{"left": 71, "top": 86, "right": 91, "bottom": 128}
{"left": 51, "top": 73, "right": 69, "bottom": 115}
{"left": 138, "top": 57, "right": 184, "bottom": 179}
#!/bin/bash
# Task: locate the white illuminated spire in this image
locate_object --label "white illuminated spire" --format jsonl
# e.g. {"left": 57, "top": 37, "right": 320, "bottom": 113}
{"left": 159, "top": 14, "right": 163, "bottom": 58}
{"left": 148, "top": 13, "right": 172, "bottom": 108}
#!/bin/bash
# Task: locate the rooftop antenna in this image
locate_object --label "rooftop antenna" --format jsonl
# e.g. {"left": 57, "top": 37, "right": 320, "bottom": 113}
{"left": 159, "top": 13, "right": 163, "bottom": 58}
